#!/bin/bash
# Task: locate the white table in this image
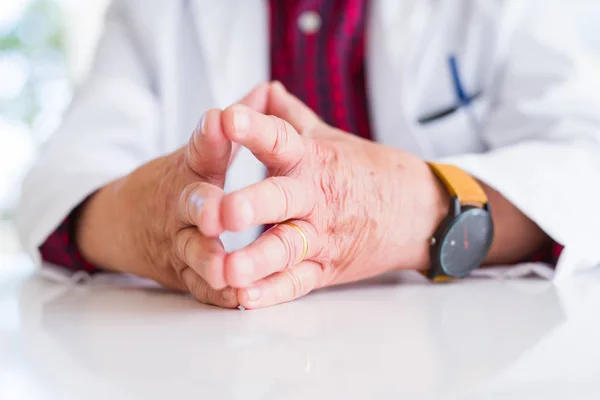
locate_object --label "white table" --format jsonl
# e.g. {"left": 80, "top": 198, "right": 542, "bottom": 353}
{"left": 2, "top": 250, "right": 600, "bottom": 400}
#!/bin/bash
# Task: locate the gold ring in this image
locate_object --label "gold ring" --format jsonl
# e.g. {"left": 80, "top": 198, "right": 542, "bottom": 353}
{"left": 280, "top": 221, "right": 308, "bottom": 264}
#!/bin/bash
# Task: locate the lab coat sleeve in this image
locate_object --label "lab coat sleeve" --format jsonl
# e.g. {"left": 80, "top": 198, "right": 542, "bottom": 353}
{"left": 16, "top": 0, "right": 161, "bottom": 263}
{"left": 439, "top": 0, "right": 600, "bottom": 279}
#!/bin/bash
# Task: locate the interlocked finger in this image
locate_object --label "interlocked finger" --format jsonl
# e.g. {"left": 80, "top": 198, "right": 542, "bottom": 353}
{"left": 224, "top": 220, "right": 319, "bottom": 288}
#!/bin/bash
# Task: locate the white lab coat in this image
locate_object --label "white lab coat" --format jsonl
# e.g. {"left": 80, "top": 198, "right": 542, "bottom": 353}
{"left": 17, "top": 0, "right": 600, "bottom": 280}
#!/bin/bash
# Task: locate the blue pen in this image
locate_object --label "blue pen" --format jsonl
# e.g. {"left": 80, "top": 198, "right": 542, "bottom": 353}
{"left": 448, "top": 55, "right": 480, "bottom": 132}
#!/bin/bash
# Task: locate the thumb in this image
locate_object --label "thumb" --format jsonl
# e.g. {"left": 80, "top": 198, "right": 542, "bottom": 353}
{"left": 186, "top": 109, "right": 231, "bottom": 187}
{"left": 267, "top": 81, "right": 323, "bottom": 137}
{"left": 186, "top": 83, "right": 272, "bottom": 185}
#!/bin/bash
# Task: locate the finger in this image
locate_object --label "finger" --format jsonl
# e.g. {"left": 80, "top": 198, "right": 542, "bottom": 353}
{"left": 229, "top": 82, "right": 272, "bottom": 166}
{"left": 224, "top": 220, "right": 319, "bottom": 288}
{"left": 174, "top": 227, "right": 228, "bottom": 290}
{"left": 237, "top": 261, "right": 322, "bottom": 309}
{"left": 186, "top": 108, "right": 231, "bottom": 186}
{"left": 221, "top": 176, "right": 314, "bottom": 233}
{"left": 178, "top": 182, "right": 225, "bottom": 237}
{"left": 240, "top": 81, "right": 271, "bottom": 113}
{"left": 187, "top": 82, "right": 271, "bottom": 178}
{"left": 268, "top": 81, "right": 322, "bottom": 137}
{"left": 180, "top": 267, "right": 239, "bottom": 308}
{"left": 221, "top": 104, "right": 306, "bottom": 171}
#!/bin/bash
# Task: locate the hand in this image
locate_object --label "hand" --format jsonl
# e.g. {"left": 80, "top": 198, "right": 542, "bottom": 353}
{"left": 200, "top": 83, "right": 450, "bottom": 308}
{"left": 76, "top": 84, "right": 271, "bottom": 308}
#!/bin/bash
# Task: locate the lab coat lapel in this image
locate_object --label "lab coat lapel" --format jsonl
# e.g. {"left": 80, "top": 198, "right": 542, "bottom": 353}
{"left": 367, "top": 0, "right": 436, "bottom": 158}
{"left": 189, "top": 0, "right": 269, "bottom": 108}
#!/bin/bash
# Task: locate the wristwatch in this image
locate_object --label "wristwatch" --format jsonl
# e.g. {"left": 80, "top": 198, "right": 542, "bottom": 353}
{"left": 426, "top": 163, "right": 494, "bottom": 282}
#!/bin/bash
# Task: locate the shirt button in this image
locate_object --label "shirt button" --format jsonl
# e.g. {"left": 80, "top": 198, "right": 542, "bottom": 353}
{"left": 298, "top": 11, "right": 322, "bottom": 35}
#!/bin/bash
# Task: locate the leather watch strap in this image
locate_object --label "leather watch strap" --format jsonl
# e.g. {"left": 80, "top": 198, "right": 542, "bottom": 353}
{"left": 427, "top": 163, "right": 488, "bottom": 205}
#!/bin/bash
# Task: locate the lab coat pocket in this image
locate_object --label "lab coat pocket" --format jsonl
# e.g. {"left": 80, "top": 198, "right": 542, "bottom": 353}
{"left": 417, "top": 98, "right": 489, "bottom": 158}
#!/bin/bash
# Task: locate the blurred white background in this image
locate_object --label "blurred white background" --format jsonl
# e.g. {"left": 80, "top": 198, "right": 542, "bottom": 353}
{"left": 0, "top": 0, "right": 109, "bottom": 252}
{"left": 1, "top": 0, "right": 600, "bottom": 253}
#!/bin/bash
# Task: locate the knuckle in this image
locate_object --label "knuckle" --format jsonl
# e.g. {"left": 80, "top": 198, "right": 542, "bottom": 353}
{"left": 175, "top": 229, "right": 194, "bottom": 262}
{"left": 270, "top": 179, "right": 293, "bottom": 220}
{"left": 182, "top": 264, "right": 231, "bottom": 307}
{"left": 283, "top": 270, "right": 303, "bottom": 300}
{"left": 187, "top": 133, "right": 201, "bottom": 165}
{"left": 190, "top": 280, "right": 210, "bottom": 303}
{"left": 271, "top": 117, "right": 290, "bottom": 157}
{"left": 271, "top": 226, "right": 297, "bottom": 269}
{"left": 178, "top": 184, "right": 194, "bottom": 223}
{"left": 224, "top": 105, "right": 247, "bottom": 140}
{"left": 178, "top": 183, "right": 204, "bottom": 224}
{"left": 186, "top": 137, "right": 207, "bottom": 176}
{"left": 180, "top": 267, "right": 210, "bottom": 303}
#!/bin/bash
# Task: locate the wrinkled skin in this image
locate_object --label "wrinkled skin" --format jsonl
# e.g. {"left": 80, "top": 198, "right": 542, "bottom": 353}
{"left": 191, "top": 83, "right": 448, "bottom": 308}
{"left": 77, "top": 84, "right": 274, "bottom": 308}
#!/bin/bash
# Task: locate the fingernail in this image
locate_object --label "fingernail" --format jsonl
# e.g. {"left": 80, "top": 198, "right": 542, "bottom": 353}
{"left": 190, "top": 191, "right": 205, "bottom": 216}
{"left": 221, "top": 288, "right": 236, "bottom": 302}
{"left": 196, "top": 112, "right": 207, "bottom": 135}
{"left": 232, "top": 108, "right": 250, "bottom": 133}
{"left": 245, "top": 287, "right": 261, "bottom": 302}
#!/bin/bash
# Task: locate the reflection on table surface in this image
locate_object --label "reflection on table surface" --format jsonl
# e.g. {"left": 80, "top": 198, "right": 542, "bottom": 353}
{"left": 2, "top": 253, "right": 600, "bottom": 400}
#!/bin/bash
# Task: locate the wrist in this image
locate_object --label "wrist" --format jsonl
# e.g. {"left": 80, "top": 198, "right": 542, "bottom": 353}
{"left": 76, "top": 178, "right": 132, "bottom": 273}
{"left": 378, "top": 152, "right": 450, "bottom": 272}
{"left": 400, "top": 158, "right": 450, "bottom": 272}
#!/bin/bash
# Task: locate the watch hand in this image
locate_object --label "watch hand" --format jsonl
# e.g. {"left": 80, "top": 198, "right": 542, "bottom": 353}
{"left": 463, "top": 225, "right": 469, "bottom": 250}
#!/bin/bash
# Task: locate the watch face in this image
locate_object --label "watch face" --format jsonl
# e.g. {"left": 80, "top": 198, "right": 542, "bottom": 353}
{"left": 440, "top": 207, "right": 493, "bottom": 277}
